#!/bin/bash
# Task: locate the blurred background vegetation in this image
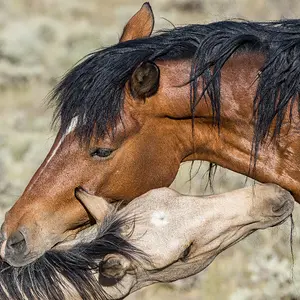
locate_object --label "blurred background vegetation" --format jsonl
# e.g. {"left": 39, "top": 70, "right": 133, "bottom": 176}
{"left": 0, "top": 0, "right": 300, "bottom": 299}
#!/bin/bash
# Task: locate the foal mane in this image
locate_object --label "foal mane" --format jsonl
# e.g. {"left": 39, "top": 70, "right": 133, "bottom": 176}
{"left": 51, "top": 19, "right": 300, "bottom": 162}
{"left": 0, "top": 212, "right": 145, "bottom": 300}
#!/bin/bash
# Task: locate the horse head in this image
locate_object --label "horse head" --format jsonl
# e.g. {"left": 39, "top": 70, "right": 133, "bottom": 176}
{"left": 1, "top": 3, "right": 182, "bottom": 266}
{"left": 2, "top": 2, "right": 300, "bottom": 267}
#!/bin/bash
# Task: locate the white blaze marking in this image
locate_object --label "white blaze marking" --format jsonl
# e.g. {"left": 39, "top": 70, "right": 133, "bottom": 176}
{"left": 151, "top": 211, "right": 168, "bottom": 227}
{"left": 46, "top": 116, "right": 79, "bottom": 165}
{"left": 27, "top": 117, "right": 79, "bottom": 191}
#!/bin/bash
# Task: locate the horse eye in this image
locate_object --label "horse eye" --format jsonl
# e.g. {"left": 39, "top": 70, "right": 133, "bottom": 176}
{"left": 90, "top": 148, "right": 114, "bottom": 158}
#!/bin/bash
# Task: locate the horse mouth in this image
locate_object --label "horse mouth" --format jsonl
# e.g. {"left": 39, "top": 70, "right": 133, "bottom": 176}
{"left": 52, "top": 188, "right": 100, "bottom": 250}
{"left": 51, "top": 222, "right": 98, "bottom": 251}
{"left": 53, "top": 222, "right": 94, "bottom": 251}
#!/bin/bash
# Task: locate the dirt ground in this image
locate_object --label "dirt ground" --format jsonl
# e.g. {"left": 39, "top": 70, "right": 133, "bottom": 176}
{"left": 1, "top": 1, "right": 300, "bottom": 299}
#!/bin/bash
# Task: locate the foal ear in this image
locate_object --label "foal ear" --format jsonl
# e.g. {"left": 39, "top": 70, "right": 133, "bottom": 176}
{"left": 99, "top": 254, "right": 131, "bottom": 280}
{"left": 75, "top": 188, "right": 112, "bottom": 224}
{"left": 130, "top": 61, "right": 160, "bottom": 99}
{"left": 119, "top": 2, "right": 154, "bottom": 42}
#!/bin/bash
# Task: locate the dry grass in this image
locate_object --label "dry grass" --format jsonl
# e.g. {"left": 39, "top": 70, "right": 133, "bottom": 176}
{"left": 1, "top": 1, "right": 300, "bottom": 299}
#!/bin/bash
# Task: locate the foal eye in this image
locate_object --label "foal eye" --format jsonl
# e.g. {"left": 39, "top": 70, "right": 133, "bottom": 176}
{"left": 179, "top": 243, "right": 193, "bottom": 262}
{"left": 90, "top": 148, "right": 114, "bottom": 158}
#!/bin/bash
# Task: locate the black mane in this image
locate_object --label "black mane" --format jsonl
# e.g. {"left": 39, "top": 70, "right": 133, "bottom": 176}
{"left": 51, "top": 19, "right": 300, "bottom": 159}
{"left": 0, "top": 212, "right": 146, "bottom": 300}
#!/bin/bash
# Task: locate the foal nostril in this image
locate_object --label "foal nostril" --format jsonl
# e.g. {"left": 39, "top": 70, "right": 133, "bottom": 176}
{"left": 6, "top": 230, "right": 27, "bottom": 254}
{"left": 272, "top": 200, "right": 289, "bottom": 214}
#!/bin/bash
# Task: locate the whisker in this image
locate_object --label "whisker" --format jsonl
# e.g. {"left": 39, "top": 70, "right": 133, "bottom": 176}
{"left": 0, "top": 211, "right": 148, "bottom": 300}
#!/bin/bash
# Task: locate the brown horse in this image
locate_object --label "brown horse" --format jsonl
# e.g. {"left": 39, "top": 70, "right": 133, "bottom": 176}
{"left": 0, "top": 184, "right": 294, "bottom": 299}
{"left": 1, "top": 2, "right": 300, "bottom": 266}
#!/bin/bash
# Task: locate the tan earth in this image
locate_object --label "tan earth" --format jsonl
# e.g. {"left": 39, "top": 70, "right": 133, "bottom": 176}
{"left": 0, "top": 1, "right": 300, "bottom": 299}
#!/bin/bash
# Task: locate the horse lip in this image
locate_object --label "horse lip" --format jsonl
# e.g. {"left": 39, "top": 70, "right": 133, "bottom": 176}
{"left": 50, "top": 223, "right": 95, "bottom": 250}
{"left": 52, "top": 224, "right": 98, "bottom": 251}
{"left": 46, "top": 188, "right": 98, "bottom": 251}
{"left": 0, "top": 232, "right": 4, "bottom": 244}
{"left": 0, "top": 240, "right": 6, "bottom": 259}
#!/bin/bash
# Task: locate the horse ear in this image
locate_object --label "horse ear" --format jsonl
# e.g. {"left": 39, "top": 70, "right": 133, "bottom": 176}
{"left": 119, "top": 2, "right": 154, "bottom": 42}
{"left": 130, "top": 61, "right": 160, "bottom": 99}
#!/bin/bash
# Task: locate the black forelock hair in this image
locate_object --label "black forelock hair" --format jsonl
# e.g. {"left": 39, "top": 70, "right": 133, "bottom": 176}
{"left": 51, "top": 19, "right": 300, "bottom": 164}
{"left": 0, "top": 211, "right": 147, "bottom": 300}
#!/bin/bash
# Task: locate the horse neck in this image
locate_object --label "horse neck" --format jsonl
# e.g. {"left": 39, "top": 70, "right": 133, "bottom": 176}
{"left": 156, "top": 54, "right": 300, "bottom": 201}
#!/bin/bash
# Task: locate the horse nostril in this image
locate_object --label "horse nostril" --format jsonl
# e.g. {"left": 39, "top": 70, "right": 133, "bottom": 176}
{"left": 6, "top": 230, "right": 27, "bottom": 254}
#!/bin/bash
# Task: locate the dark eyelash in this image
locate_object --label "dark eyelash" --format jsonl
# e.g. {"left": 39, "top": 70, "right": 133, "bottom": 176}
{"left": 90, "top": 148, "right": 114, "bottom": 158}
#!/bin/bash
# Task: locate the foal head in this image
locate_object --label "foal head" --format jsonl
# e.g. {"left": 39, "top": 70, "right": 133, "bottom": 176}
{"left": 0, "top": 184, "right": 293, "bottom": 299}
